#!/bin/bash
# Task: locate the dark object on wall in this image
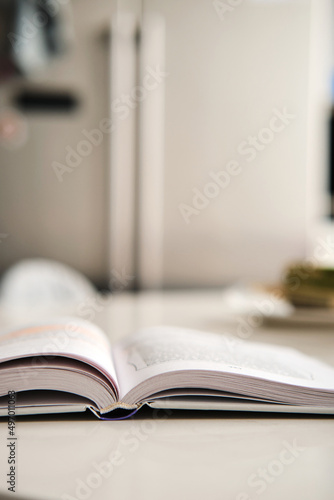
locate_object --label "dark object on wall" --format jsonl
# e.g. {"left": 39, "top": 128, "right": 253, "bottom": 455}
{"left": 0, "top": 0, "right": 17, "bottom": 80}
{"left": 0, "top": 0, "right": 68, "bottom": 83}
{"left": 14, "top": 89, "right": 79, "bottom": 113}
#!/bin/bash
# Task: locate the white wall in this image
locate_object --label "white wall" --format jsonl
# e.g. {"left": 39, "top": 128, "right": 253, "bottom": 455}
{"left": 141, "top": 0, "right": 314, "bottom": 287}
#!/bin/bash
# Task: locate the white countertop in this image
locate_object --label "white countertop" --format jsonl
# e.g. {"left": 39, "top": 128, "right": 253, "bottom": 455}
{"left": 0, "top": 290, "right": 334, "bottom": 500}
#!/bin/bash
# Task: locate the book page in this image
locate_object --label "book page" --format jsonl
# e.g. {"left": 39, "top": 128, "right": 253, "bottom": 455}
{"left": 113, "top": 326, "right": 334, "bottom": 403}
{"left": 0, "top": 317, "right": 118, "bottom": 395}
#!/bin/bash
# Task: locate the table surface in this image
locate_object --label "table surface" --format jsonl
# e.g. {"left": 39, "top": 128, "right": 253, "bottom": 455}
{"left": 0, "top": 290, "right": 334, "bottom": 500}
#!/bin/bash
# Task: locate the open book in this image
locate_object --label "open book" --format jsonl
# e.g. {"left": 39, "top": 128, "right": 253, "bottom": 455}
{"left": 1, "top": 318, "right": 334, "bottom": 418}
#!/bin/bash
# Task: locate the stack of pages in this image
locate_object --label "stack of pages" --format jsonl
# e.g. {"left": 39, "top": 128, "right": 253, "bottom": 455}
{"left": 0, "top": 318, "right": 334, "bottom": 418}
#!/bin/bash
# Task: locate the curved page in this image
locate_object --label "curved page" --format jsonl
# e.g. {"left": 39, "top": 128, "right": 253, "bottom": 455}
{"left": 0, "top": 317, "right": 118, "bottom": 397}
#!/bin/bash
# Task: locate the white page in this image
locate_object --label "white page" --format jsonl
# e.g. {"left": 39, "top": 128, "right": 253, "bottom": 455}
{"left": 0, "top": 317, "right": 118, "bottom": 394}
{"left": 113, "top": 326, "right": 334, "bottom": 403}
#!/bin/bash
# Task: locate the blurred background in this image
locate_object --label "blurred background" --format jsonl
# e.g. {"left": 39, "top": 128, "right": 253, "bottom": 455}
{"left": 0, "top": 0, "right": 333, "bottom": 294}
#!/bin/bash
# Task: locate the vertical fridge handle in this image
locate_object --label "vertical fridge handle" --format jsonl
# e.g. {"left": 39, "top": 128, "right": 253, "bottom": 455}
{"left": 137, "top": 13, "right": 166, "bottom": 289}
{"left": 109, "top": 12, "right": 138, "bottom": 289}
